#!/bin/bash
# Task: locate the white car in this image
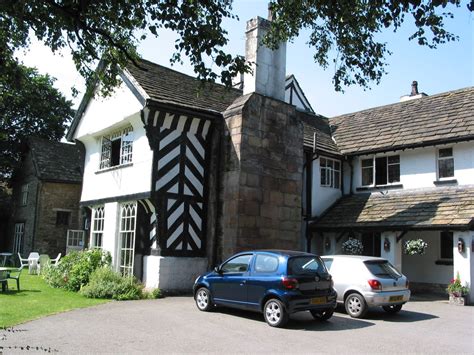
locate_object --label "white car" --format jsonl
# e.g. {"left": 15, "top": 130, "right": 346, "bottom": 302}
{"left": 321, "top": 255, "right": 410, "bottom": 318}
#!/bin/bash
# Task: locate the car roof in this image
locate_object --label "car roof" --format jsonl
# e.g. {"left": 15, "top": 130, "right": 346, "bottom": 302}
{"left": 236, "top": 249, "right": 316, "bottom": 257}
{"left": 321, "top": 255, "right": 388, "bottom": 262}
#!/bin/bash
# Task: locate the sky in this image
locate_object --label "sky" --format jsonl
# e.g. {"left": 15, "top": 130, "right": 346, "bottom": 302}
{"left": 18, "top": 1, "right": 473, "bottom": 118}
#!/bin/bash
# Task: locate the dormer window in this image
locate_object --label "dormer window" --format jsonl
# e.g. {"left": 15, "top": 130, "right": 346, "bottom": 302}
{"left": 99, "top": 126, "right": 133, "bottom": 170}
{"left": 437, "top": 147, "right": 454, "bottom": 179}
{"left": 361, "top": 155, "right": 400, "bottom": 186}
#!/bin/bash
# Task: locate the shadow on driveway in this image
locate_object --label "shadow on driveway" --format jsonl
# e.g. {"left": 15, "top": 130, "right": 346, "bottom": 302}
{"left": 333, "top": 305, "right": 438, "bottom": 323}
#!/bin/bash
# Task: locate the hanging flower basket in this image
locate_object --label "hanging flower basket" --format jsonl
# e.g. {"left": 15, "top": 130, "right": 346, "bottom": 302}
{"left": 403, "top": 239, "right": 428, "bottom": 255}
{"left": 342, "top": 238, "right": 363, "bottom": 255}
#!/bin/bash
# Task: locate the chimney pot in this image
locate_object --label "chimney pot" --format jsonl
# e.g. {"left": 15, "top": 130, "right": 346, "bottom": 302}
{"left": 411, "top": 81, "right": 419, "bottom": 96}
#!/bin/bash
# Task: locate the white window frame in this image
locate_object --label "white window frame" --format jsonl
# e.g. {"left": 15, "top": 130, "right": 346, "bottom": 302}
{"left": 99, "top": 125, "right": 133, "bottom": 170}
{"left": 360, "top": 154, "right": 400, "bottom": 187}
{"left": 320, "top": 157, "right": 341, "bottom": 189}
{"left": 437, "top": 147, "right": 454, "bottom": 180}
{"left": 67, "top": 230, "right": 85, "bottom": 250}
{"left": 90, "top": 206, "right": 105, "bottom": 249}
{"left": 13, "top": 223, "right": 25, "bottom": 253}
{"left": 118, "top": 202, "right": 137, "bottom": 277}
{"left": 20, "top": 184, "right": 28, "bottom": 206}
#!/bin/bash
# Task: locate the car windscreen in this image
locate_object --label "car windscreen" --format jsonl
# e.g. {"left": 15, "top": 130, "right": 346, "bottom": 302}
{"left": 364, "top": 260, "right": 402, "bottom": 279}
{"left": 287, "top": 256, "right": 327, "bottom": 275}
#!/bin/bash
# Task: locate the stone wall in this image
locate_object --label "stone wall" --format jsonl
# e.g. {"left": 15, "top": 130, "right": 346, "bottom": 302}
{"left": 220, "top": 93, "right": 304, "bottom": 260}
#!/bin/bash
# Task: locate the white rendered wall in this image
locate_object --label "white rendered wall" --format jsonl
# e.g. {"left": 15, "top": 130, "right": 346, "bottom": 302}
{"left": 401, "top": 231, "right": 453, "bottom": 284}
{"left": 453, "top": 231, "right": 474, "bottom": 304}
{"left": 311, "top": 157, "right": 342, "bottom": 217}
{"left": 74, "top": 82, "right": 153, "bottom": 203}
{"left": 101, "top": 202, "right": 119, "bottom": 268}
{"left": 350, "top": 141, "right": 474, "bottom": 192}
{"left": 143, "top": 255, "right": 208, "bottom": 291}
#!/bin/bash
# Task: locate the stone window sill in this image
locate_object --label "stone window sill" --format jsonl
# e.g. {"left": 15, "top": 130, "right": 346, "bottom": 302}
{"left": 95, "top": 162, "right": 133, "bottom": 174}
{"left": 356, "top": 184, "right": 403, "bottom": 192}
{"left": 433, "top": 179, "right": 457, "bottom": 186}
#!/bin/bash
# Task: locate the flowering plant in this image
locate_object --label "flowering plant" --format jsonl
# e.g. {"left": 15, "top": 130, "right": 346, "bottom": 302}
{"left": 404, "top": 239, "right": 428, "bottom": 255}
{"left": 342, "top": 237, "right": 363, "bottom": 255}
{"left": 446, "top": 273, "right": 470, "bottom": 297}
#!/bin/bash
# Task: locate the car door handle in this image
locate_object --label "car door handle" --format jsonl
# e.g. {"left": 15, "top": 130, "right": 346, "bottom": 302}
{"left": 240, "top": 280, "right": 246, "bottom": 286}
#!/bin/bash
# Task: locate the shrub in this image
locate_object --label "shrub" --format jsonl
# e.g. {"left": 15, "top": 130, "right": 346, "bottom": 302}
{"left": 43, "top": 249, "right": 111, "bottom": 291}
{"left": 342, "top": 237, "right": 363, "bottom": 255}
{"left": 80, "top": 267, "right": 144, "bottom": 301}
{"left": 404, "top": 239, "right": 428, "bottom": 255}
{"left": 446, "top": 272, "right": 470, "bottom": 296}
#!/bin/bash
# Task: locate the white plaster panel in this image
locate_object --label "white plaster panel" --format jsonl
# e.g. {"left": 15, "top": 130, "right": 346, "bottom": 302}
{"left": 311, "top": 158, "right": 342, "bottom": 217}
{"left": 453, "top": 142, "right": 474, "bottom": 185}
{"left": 80, "top": 113, "right": 153, "bottom": 202}
{"left": 101, "top": 202, "right": 119, "bottom": 268}
{"left": 401, "top": 231, "right": 453, "bottom": 284}
{"left": 453, "top": 231, "right": 473, "bottom": 303}
{"left": 143, "top": 255, "right": 208, "bottom": 291}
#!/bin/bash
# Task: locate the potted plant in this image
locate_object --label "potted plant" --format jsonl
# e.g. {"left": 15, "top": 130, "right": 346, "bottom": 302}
{"left": 446, "top": 273, "right": 470, "bottom": 306}
{"left": 403, "top": 239, "right": 428, "bottom": 255}
{"left": 342, "top": 238, "right": 363, "bottom": 255}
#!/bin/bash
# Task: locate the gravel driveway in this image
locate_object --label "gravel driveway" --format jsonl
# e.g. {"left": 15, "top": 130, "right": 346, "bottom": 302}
{"left": 1, "top": 295, "right": 473, "bottom": 354}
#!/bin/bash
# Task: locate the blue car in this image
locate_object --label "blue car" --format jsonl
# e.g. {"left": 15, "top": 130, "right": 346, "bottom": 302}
{"left": 193, "top": 250, "right": 337, "bottom": 327}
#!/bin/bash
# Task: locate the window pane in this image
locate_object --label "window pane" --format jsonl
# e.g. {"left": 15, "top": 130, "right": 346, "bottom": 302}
{"left": 361, "top": 159, "right": 373, "bottom": 168}
{"left": 111, "top": 139, "right": 121, "bottom": 166}
{"left": 334, "top": 161, "right": 340, "bottom": 171}
{"left": 255, "top": 255, "right": 279, "bottom": 273}
{"left": 439, "top": 158, "right": 454, "bottom": 178}
{"left": 221, "top": 254, "right": 252, "bottom": 273}
{"left": 388, "top": 155, "right": 400, "bottom": 164}
{"left": 440, "top": 232, "right": 453, "bottom": 259}
{"left": 375, "top": 157, "right": 387, "bottom": 185}
{"left": 388, "top": 164, "right": 400, "bottom": 183}
{"left": 321, "top": 167, "right": 327, "bottom": 185}
{"left": 362, "top": 167, "right": 373, "bottom": 186}
{"left": 334, "top": 171, "right": 340, "bottom": 189}
{"left": 439, "top": 148, "right": 453, "bottom": 158}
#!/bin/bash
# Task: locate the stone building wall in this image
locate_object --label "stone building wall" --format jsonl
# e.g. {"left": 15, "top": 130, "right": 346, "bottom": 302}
{"left": 35, "top": 182, "right": 82, "bottom": 256}
{"left": 220, "top": 93, "right": 304, "bottom": 259}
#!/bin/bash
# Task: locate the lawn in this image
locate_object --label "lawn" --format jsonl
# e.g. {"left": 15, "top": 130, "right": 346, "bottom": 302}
{"left": 0, "top": 273, "right": 109, "bottom": 328}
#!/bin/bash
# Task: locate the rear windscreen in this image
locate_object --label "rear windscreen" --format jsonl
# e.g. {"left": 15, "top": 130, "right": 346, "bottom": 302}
{"left": 364, "top": 260, "right": 402, "bottom": 279}
{"left": 288, "top": 256, "right": 327, "bottom": 275}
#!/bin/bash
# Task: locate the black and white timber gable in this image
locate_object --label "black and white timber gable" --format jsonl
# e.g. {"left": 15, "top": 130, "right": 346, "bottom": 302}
{"left": 143, "top": 106, "right": 213, "bottom": 257}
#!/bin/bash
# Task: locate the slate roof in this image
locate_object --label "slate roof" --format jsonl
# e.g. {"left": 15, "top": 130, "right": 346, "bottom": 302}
{"left": 125, "top": 58, "right": 242, "bottom": 114}
{"left": 298, "top": 111, "right": 340, "bottom": 156}
{"left": 311, "top": 186, "right": 474, "bottom": 231}
{"left": 329, "top": 87, "right": 474, "bottom": 156}
{"left": 28, "top": 137, "right": 84, "bottom": 183}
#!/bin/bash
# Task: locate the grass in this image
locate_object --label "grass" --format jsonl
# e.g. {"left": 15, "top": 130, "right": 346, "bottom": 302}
{"left": 0, "top": 273, "right": 110, "bottom": 328}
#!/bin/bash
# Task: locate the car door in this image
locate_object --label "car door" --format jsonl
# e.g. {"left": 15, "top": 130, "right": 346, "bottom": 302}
{"left": 246, "top": 253, "right": 281, "bottom": 310}
{"left": 209, "top": 253, "right": 253, "bottom": 308}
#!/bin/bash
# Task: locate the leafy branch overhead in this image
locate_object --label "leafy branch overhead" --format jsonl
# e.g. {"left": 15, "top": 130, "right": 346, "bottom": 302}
{"left": 1, "top": 0, "right": 472, "bottom": 96}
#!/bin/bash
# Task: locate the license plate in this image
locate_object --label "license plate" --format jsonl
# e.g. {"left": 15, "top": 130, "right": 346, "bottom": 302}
{"left": 311, "top": 297, "right": 327, "bottom": 305}
{"left": 389, "top": 295, "right": 403, "bottom": 302}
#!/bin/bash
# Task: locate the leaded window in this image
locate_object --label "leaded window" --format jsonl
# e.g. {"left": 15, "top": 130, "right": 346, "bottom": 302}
{"left": 99, "top": 126, "right": 133, "bottom": 169}
{"left": 90, "top": 206, "right": 105, "bottom": 248}
{"left": 119, "top": 202, "right": 137, "bottom": 277}
{"left": 438, "top": 148, "right": 454, "bottom": 179}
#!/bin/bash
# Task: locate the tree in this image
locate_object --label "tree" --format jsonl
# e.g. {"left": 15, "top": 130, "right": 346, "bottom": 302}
{"left": 0, "top": 60, "right": 74, "bottom": 181}
{"left": 0, "top": 1, "right": 472, "bottom": 96}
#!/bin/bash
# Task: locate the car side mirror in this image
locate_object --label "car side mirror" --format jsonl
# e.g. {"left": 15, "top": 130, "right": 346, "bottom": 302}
{"left": 214, "top": 266, "right": 222, "bottom": 274}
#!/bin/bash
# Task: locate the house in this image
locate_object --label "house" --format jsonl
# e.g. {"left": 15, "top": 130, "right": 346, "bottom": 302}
{"left": 306, "top": 85, "right": 474, "bottom": 303}
{"left": 67, "top": 12, "right": 473, "bottom": 301}
{"left": 8, "top": 137, "right": 85, "bottom": 257}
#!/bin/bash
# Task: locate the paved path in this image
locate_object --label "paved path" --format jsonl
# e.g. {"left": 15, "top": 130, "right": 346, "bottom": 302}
{"left": 1, "top": 296, "right": 473, "bottom": 354}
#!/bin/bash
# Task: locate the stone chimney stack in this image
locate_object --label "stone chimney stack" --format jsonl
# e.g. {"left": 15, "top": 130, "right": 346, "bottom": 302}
{"left": 400, "top": 80, "right": 428, "bottom": 102}
{"left": 243, "top": 16, "right": 287, "bottom": 101}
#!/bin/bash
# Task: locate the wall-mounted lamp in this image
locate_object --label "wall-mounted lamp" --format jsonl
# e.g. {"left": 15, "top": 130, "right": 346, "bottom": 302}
{"left": 384, "top": 238, "right": 391, "bottom": 252}
{"left": 458, "top": 238, "right": 465, "bottom": 253}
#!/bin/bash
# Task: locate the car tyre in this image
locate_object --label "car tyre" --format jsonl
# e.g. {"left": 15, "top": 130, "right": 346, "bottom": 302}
{"left": 310, "top": 309, "right": 334, "bottom": 321}
{"left": 382, "top": 304, "right": 403, "bottom": 313}
{"left": 263, "top": 299, "right": 289, "bottom": 328}
{"left": 345, "top": 293, "right": 368, "bottom": 318}
{"left": 195, "top": 287, "right": 213, "bottom": 312}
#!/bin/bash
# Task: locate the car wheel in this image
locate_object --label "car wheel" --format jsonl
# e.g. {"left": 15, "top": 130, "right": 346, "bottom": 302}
{"left": 263, "top": 299, "right": 289, "bottom": 328}
{"left": 195, "top": 287, "right": 213, "bottom": 312}
{"left": 310, "top": 309, "right": 334, "bottom": 321}
{"left": 345, "top": 293, "right": 368, "bottom": 318}
{"left": 382, "top": 304, "right": 403, "bottom": 313}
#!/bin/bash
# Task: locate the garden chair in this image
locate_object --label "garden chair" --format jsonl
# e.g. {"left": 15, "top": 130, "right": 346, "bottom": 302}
{"left": 18, "top": 253, "right": 29, "bottom": 269}
{"left": 37, "top": 254, "right": 50, "bottom": 274}
{"left": 7, "top": 267, "right": 22, "bottom": 291}
{"left": 50, "top": 253, "right": 61, "bottom": 266}
{"left": 0, "top": 271, "right": 8, "bottom": 292}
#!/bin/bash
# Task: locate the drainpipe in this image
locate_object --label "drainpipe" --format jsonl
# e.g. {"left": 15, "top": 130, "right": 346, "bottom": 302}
{"left": 348, "top": 156, "right": 354, "bottom": 195}
{"left": 305, "top": 151, "right": 313, "bottom": 253}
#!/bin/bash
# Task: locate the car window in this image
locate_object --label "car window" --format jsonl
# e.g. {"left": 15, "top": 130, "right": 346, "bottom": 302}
{"left": 220, "top": 254, "right": 252, "bottom": 273}
{"left": 322, "top": 258, "right": 333, "bottom": 271}
{"left": 288, "top": 256, "right": 327, "bottom": 275}
{"left": 254, "top": 254, "right": 279, "bottom": 273}
{"left": 364, "top": 260, "right": 402, "bottom": 279}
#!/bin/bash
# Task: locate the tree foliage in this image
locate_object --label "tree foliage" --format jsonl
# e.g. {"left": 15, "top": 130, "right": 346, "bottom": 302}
{"left": 0, "top": 0, "right": 472, "bottom": 96}
{"left": 0, "top": 60, "right": 74, "bottom": 180}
